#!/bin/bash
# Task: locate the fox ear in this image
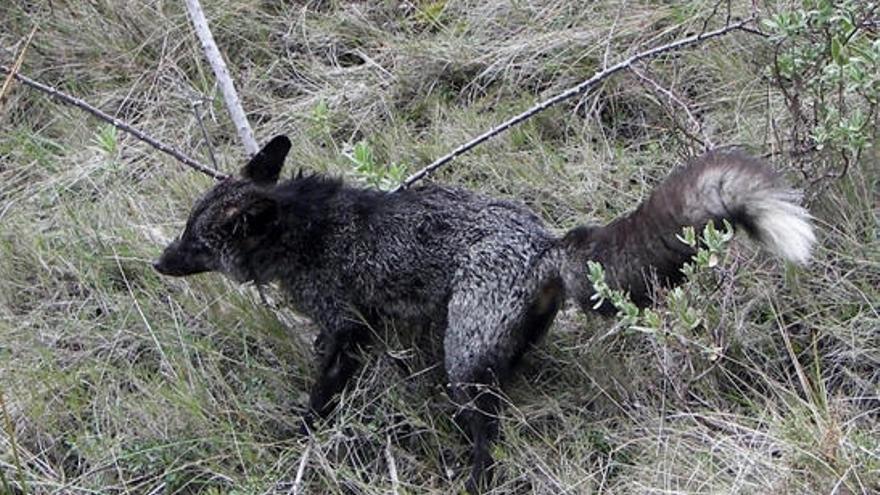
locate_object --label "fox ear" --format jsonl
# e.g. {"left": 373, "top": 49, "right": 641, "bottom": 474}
{"left": 222, "top": 194, "right": 278, "bottom": 237}
{"left": 241, "top": 135, "right": 292, "bottom": 185}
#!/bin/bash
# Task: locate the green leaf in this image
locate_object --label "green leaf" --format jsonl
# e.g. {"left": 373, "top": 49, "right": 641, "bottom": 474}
{"left": 831, "top": 36, "right": 847, "bottom": 65}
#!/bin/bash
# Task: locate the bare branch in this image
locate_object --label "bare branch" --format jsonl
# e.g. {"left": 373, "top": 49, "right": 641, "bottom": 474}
{"left": 392, "top": 16, "right": 757, "bottom": 193}
{"left": 0, "top": 65, "right": 229, "bottom": 180}
{"left": 184, "top": 0, "right": 258, "bottom": 156}
{"left": 630, "top": 64, "right": 714, "bottom": 149}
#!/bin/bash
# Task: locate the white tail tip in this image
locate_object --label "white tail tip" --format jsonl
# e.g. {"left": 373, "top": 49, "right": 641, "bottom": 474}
{"left": 750, "top": 193, "right": 816, "bottom": 266}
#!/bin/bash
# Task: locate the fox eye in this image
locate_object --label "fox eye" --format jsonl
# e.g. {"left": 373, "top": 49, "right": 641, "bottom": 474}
{"left": 188, "top": 236, "right": 214, "bottom": 254}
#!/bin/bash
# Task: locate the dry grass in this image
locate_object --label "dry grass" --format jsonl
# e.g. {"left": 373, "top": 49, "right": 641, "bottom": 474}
{"left": 1, "top": 0, "right": 878, "bottom": 493}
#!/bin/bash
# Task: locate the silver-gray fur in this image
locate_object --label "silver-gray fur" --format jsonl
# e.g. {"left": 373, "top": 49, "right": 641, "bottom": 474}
{"left": 153, "top": 136, "right": 815, "bottom": 493}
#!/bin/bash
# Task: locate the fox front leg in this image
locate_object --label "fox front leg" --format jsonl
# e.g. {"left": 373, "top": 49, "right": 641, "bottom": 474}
{"left": 299, "top": 322, "right": 371, "bottom": 433}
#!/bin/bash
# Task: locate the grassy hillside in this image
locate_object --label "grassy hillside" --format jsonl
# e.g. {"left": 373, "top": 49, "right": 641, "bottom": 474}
{"left": 1, "top": 0, "right": 877, "bottom": 493}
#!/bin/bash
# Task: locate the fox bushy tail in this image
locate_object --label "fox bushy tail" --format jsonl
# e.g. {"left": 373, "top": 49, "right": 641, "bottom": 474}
{"left": 561, "top": 150, "right": 816, "bottom": 312}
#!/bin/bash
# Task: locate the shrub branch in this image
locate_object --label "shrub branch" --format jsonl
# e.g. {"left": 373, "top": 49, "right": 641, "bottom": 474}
{"left": 0, "top": 65, "right": 229, "bottom": 180}
{"left": 392, "top": 16, "right": 756, "bottom": 192}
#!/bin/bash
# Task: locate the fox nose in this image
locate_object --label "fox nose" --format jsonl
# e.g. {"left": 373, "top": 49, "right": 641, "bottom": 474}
{"left": 151, "top": 259, "right": 163, "bottom": 272}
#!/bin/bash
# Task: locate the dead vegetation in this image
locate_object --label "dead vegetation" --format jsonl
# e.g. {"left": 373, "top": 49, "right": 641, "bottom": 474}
{"left": 1, "top": 1, "right": 878, "bottom": 493}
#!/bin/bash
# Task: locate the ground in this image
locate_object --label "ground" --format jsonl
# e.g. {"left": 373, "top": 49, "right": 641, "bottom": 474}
{"left": 1, "top": 1, "right": 878, "bottom": 493}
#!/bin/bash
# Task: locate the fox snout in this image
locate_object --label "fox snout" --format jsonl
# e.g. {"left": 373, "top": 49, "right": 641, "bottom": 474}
{"left": 153, "top": 238, "right": 213, "bottom": 277}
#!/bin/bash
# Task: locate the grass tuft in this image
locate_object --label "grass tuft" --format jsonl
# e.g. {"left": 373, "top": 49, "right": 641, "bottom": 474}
{"left": 1, "top": 0, "right": 878, "bottom": 493}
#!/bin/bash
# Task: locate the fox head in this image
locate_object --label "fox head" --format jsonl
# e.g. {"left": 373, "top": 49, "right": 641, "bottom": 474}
{"left": 152, "top": 135, "right": 292, "bottom": 282}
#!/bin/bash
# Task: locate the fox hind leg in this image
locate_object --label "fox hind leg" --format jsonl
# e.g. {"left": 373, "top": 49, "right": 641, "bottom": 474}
{"left": 449, "top": 376, "right": 501, "bottom": 494}
{"left": 444, "top": 276, "right": 563, "bottom": 493}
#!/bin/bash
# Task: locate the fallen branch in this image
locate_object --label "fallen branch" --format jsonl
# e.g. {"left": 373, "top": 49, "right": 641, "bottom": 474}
{"left": 184, "top": 0, "right": 258, "bottom": 156}
{"left": 392, "top": 16, "right": 756, "bottom": 192}
{"left": 0, "top": 65, "right": 229, "bottom": 180}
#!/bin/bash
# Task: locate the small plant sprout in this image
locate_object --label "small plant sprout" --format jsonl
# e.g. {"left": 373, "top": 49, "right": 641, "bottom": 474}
{"left": 587, "top": 260, "right": 641, "bottom": 328}
{"left": 92, "top": 123, "right": 118, "bottom": 156}
{"left": 308, "top": 99, "right": 332, "bottom": 139}
{"left": 345, "top": 141, "right": 408, "bottom": 191}
{"left": 680, "top": 220, "right": 734, "bottom": 278}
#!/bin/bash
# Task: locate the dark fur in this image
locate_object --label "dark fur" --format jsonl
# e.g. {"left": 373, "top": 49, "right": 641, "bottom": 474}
{"left": 154, "top": 136, "right": 812, "bottom": 492}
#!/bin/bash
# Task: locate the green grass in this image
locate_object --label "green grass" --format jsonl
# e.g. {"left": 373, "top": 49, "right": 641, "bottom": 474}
{"left": 1, "top": 0, "right": 878, "bottom": 493}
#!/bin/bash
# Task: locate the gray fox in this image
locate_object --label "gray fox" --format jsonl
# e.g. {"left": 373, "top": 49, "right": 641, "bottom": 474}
{"left": 153, "top": 135, "right": 815, "bottom": 492}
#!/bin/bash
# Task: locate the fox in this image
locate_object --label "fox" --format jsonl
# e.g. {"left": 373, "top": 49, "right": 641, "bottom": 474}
{"left": 153, "top": 135, "right": 815, "bottom": 492}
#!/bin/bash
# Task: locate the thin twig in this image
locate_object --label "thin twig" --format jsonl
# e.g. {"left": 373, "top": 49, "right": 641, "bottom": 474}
{"left": 184, "top": 0, "right": 258, "bottom": 156}
{"left": 0, "top": 65, "right": 229, "bottom": 180}
{"left": 700, "top": 0, "right": 727, "bottom": 35}
{"left": 602, "top": 2, "right": 624, "bottom": 70}
{"left": 630, "top": 63, "right": 714, "bottom": 149}
{"left": 0, "top": 25, "right": 37, "bottom": 109}
{"left": 192, "top": 99, "right": 219, "bottom": 168}
{"left": 392, "top": 16, "right": 757, "bottom": 192}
